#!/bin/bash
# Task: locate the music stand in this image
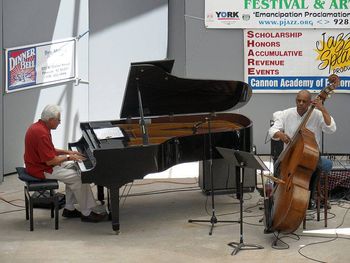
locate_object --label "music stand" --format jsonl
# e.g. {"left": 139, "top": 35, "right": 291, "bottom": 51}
{"left": 217, "top": 147, "right": 268, "bottom": 255}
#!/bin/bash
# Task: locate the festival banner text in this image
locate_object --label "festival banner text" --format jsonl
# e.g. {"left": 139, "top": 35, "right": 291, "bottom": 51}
{"left": 206, "top": 0, "right": 350, "bottom": 28}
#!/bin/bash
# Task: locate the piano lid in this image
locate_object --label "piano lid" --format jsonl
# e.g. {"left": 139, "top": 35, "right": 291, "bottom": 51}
{"left": 120, "top": 59, "right": 252, "bottom": 118}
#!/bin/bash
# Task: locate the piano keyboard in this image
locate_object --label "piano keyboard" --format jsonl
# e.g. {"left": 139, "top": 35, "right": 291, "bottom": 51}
{"left": 71, "top": 146, "right": 95, "bottom": 171}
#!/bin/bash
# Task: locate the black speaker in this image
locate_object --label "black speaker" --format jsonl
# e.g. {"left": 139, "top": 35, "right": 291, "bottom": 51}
{"left": 198, "top": 159, "right": 256, "bottom": 194}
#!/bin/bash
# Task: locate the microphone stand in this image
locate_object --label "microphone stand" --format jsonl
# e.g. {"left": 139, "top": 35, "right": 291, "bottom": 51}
{"left": 136, "top": 80, "right": 149, "bottom": 145}
{"left": 188, "top": 114, "right": 237, "bottom": 235}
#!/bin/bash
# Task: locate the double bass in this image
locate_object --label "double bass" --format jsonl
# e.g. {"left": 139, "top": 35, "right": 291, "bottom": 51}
{"left": 265, "top": 74, "right": 340, "bottom": 233}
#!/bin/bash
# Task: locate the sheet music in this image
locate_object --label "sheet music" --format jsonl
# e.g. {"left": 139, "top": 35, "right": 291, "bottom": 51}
{"left": 93, "top": 127, "right": 124, "bottom": 140}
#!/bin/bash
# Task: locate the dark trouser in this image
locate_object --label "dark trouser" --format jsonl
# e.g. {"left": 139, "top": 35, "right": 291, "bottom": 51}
{"left": 309, "top": 157, "right": 333, "bottom": 199}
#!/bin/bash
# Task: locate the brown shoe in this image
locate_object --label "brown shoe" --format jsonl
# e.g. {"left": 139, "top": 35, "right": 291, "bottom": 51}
{"left": 81, "top": 211, "right": 107, "bottom": 223}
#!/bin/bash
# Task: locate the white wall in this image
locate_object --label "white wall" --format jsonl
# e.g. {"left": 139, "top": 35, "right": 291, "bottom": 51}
{"left": 89, "top": 0, "right": 168, "bottom": 120}
{"left": 0, "top": 0, "right": 3, "bottom": 181}
{"left": 1, "top": 0, "right": 168, "bottom": 176}
{"left": 2, "top": 0, "right": 89, "bottom": 174}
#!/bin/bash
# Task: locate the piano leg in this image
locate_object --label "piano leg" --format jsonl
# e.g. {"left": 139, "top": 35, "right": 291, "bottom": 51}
{"left": 109, "top": 187, "right": 120, "bottom": 234}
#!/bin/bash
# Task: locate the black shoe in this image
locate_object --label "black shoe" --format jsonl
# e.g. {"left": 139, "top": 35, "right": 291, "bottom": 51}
{"left": 81, "top": 211, "right": 107, "bottom": 223}
{"left": 308, "top": 199, "right": 316, "bottom": 210}
{"left": 62, "top": 208, "right": 82, "bottom": 218}
{"left": 320, "top": 201, "right": 331, "bottom": 210}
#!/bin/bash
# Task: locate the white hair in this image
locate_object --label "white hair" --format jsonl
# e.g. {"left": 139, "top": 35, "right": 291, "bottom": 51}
{"left": 41, "top": 104, "right": 61, "bottom": 121}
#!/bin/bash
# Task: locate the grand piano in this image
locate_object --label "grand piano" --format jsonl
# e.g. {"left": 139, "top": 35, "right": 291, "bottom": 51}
{"left": 69, "top": 59, "right": 253, "bottom": 232}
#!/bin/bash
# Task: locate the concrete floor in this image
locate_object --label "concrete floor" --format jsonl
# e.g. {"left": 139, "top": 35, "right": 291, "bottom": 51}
{"left": 1, "top": 173, "right": 350, "bottom": 263}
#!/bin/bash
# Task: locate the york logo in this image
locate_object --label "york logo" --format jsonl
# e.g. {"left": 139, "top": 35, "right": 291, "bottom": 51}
{"left": 215, "top": 11, "right": 239, "bottom": 19}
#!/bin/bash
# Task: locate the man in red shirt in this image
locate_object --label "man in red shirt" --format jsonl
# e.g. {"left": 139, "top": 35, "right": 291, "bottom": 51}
{"left": 24, "top": 104, "right": 106, "bottom": 222}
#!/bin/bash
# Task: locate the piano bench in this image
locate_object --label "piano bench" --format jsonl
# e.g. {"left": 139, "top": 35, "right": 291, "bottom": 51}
{"left": 16, "top": 167, "right": 59, "bottom": 231}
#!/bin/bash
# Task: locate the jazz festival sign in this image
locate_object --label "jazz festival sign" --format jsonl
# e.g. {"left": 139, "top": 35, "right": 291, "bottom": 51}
{"left": 205, "top": 0, "right": 350, "bottom": 28}
{"left": 244, "top": 29, "right": 350, "bottom": 92}
{"left": 5, "top": 38, "right": 76, "bottom": 93}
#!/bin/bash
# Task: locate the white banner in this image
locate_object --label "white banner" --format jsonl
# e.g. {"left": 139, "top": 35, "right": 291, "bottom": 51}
{"left": 205, "top": 0, "right": 350, "bottom": 28}
{"left": 5, "top": 38, "right": 76, "bottom": 93}
{"left": 244, "top": 29, "right": 350, "bottom": 93}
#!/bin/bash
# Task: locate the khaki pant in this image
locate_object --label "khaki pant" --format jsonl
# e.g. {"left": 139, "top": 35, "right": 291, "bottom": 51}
{"left": 45, "top": 161, "right": 97, "bottom": 216}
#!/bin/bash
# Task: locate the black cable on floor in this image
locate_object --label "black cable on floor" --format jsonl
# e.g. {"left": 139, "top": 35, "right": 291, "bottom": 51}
{"left": 271, "top": 232, "right": 300, "bottom": 250}
{"left": 0, "top": 208, "right": 25, "bottom": 215}
{"left": 0, "top": 196, "right": 25, "bottom": 208}
{"left": 298, "top": 199, "right": 350, "bottom": 262}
